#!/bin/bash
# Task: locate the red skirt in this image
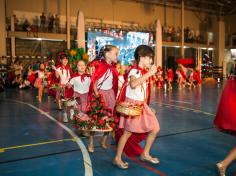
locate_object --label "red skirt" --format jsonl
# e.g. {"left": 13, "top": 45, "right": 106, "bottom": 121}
{"left": 214, "top": 80, "right": 236, "bottom": 132}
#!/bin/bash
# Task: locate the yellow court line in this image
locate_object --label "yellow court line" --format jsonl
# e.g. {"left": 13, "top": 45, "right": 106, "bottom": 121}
{"left": 0, "top": 138, "right": 75, "bottom": 153}
{"left": 155, "top": 102, "right": 215, "bottom": 116}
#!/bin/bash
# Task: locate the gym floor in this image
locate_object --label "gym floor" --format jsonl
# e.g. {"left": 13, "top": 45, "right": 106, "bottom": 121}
{"left": 0, "top": 83, "right": 235, "bottom": 176}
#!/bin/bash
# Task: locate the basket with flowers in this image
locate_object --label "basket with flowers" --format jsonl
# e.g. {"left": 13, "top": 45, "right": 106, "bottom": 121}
{"left": 72, "top": 94, "right": 119, "bottom": 132}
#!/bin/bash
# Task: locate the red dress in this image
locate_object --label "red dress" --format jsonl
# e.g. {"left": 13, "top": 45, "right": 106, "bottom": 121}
{"left": 214, "top": 79, "right": 236, "bottom": 132}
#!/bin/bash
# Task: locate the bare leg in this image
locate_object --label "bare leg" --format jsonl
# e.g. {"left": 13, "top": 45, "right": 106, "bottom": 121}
{"left": 101, "top": 132, "right": 109, "bottom": 149}
{"left": 142, "top": 125, "right": 160, "bottom": 157}
{"left": 88, "top": 132, "right": 95, "bottom": 153}
{"left": 38, "top": 86, "right": 43, "bottom": 103}
{"left": 217, "top": 147, "right": 236, "bottom": 175}
{"left": 113, "top": 130, "right": 132, "bottom": 164}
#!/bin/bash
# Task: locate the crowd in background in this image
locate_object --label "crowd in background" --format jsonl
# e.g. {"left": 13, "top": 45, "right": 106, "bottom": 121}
{"left": 6, "top": 12, "right": 61, "bottom": 35}
{"left": 6, "top": 14, "right": 207, "bottom": 44}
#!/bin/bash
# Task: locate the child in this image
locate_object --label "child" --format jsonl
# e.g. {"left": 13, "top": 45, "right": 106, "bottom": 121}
{"left": 68, "top": 60, "right": 90, "bottom": 119}
{"left": 113, "top": 45, "right": 160, "bottom": 169}
{"left": 34, "top": 63, "right": 46, "bottom": 103}
{"left": 87, "top": 45, "right": 119, "bottom": 153}
{"left": 156, "top": 66, "right": 164, "bottom": 89}
{"left": 176, "top": 65, "right": 186, "bottom": 89}
{"left": 188, "top": 68, "right": 195, "bottom": 89}
{"left": 166, "top": 68, "right": 174, "bottom": 90}
{"left": 55, "top": 54, "right": 72, "bottom": 122}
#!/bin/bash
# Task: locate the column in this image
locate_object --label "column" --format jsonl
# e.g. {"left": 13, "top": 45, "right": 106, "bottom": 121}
{"left": 0, "top": 0, "right": 6, "bottom": 57}
{"left": 66, "top": 0, "right": 70, "bottom": 49}
{"left": 181, "top": 0, "right": 184, "bottom": 58}
{"left": 11, "top": 15, "right": 16, "bottom": 59}
{"left": 215, "top": 17, "right": 225, "bottom": 77}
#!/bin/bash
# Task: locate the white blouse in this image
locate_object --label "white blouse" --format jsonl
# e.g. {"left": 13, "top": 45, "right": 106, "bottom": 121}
{"left": 69, "top": 76, "right": 91, "bottom": 94}
{"left": 56, "top": 67, "right": 71, "bottom": 85}
{"left": 126, "top": 69, "right": 147, "bottom": 101}
{"left": 97, "top": 69, "right": 113, "bottom": 90}
{"left": 36, "top": 70, "right": 45, "bottom": 79}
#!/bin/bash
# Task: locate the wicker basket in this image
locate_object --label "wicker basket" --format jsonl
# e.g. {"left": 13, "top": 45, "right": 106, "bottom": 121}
{"left": 50, "top": 84, "right": 61, "bottom": 91}
{"left": 116, "top": 102, "right": 143, "bottom": 118}
{"left": 62, "top": 98, "right": 77, "bottom": 107}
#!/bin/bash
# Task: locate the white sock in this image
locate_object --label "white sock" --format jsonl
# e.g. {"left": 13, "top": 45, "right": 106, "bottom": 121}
{"left": 70, "top": 109, "right": 74, "bottom": 120}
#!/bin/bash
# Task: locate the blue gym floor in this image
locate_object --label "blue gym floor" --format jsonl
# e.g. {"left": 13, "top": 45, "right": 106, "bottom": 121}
{"left": 0, "top": 83, "right": 235, "bottom": 176}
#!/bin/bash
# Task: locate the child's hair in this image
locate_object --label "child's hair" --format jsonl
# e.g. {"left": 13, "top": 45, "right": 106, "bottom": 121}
{"left": 77, "top": 59, "right": 87, "bottom": 67}
{"left": 102, "top": 45, "right": 117, "bottom": 58}
{"left": 134, "top": 45, "right": 154, "bottom": 65}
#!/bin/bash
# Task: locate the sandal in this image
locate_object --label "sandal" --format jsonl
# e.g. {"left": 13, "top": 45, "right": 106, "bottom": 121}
{"left": 216, "top": 162, "right": 226, "bottom": 176}
{"left": 140, "top": 154, "right": 160, "bottom": 164}
{"left": 112, "top": 159, "right": 129, "bottom": 169}
{"left": 87, "top": 143, "right": 94, "bottom": 153}
{"left": 100, "top": 141, "right": 108, "bottom": 149}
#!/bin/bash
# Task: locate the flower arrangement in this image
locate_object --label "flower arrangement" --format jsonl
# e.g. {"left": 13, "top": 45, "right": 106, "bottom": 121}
{"left": 66, "top": 48, "right": 90, "bottom": 71}
{"left": 45, "top": 59, "right": 55, "bottom": 72}
{"left": 72, "top": 94, "right": 119, "bottom": 131}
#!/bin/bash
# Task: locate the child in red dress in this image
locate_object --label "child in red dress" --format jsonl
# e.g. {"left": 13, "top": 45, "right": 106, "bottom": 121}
{"left": 214, "top": 78, "right": 236, "bottom": 176}
{"left": 113, "top": 45, "right": 160, "bottom": 169}
{"left": 156, "top": 66, "right": 164, "bottom": 89}
{"left": 166, "top": 68, "right": 174, "bottom": 90}
{"left": 87, "top": 45, "right": 119, "bottom": 152}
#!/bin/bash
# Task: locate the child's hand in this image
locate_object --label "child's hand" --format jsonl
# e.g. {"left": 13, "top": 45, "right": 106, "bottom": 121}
{"left": 66, "top": 83, "right": 72, "bottom": 88}
{"left": 148, "top": 65, "right": 157, "bottom": 76}
{"left": 52, "top": 65, "right": 56, "bottom": 71}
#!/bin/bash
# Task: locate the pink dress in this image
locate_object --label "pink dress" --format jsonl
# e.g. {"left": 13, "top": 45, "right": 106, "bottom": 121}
{"left": 118, "top": 68, "right": 159, "bottom": 133}
{"left": 34, "top": 70, "right": 44, "bottom": 88}
{"left": 119, "top": 98, "right": 159, "bottom": 133}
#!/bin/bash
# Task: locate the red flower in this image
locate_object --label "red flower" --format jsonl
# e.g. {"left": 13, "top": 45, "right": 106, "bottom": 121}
{"left": 93, "top": 102, "right": 97, "bottom": 106}
{"left": 93, "top": 114, "right": 98, "bottom": 120}
{"left": 114, "top": 117, "right": 119, "bottom": 123}
{"left": 98, "top": 119, "right": 105, "bottom": 126}
{"left": 110, "top": 122, "right": 115, "bottom": 128}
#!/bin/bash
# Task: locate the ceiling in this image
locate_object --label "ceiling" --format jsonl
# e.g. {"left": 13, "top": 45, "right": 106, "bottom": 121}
{"left": 122, "top": 0, "right": 236, "bottom": 16}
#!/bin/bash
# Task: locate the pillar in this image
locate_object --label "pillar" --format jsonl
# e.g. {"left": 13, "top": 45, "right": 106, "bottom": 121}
{"left": 0, "top": 0, "right": 6, "bottom": 57}
{"left": 215, "top": 17, "right": 225, "bottom": 77}
{"left": 66, "top": 0, "right": 70, "bottom": 49}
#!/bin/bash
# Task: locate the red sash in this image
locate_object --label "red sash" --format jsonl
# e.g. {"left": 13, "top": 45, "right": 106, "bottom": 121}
{"left": 72, "top": 72, "right": 89, "bottom": 82}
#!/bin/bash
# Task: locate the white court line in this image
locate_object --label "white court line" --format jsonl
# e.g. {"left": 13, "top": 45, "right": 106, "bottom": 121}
{"left": 12, "top": 100, "right": 93, "bottom": 176}
{"left": 154, "top": 102, "right": 215, "bottom": 116}
{"left": 170, "top": 100, "right": 192, "bottom": 104}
